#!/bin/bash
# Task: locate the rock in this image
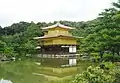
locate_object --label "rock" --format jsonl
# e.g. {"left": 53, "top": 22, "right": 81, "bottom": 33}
{"left": 35, "top": 62, "right": 41, "bottom": 65}
{"left": 0, "top": 79, "right": 12, "bottom": 83}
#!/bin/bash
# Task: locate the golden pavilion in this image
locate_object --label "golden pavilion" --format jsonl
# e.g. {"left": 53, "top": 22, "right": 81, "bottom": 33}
{"left": 34, "top": 22, "right": 82, "bottom": 66}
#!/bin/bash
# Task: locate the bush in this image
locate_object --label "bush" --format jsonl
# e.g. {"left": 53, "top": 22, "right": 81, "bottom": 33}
{"left": 103, "top": 53, "right": 120, "bottom": 62}
{"left": 101, "top": 62, "right": 115, "bottom": 69}
{"left": 103, "top": 54, "right": 113, "bottom": 61}
{"left": 113, "top": 68, "right": 120, "bottom": 83}
{"left": 72, "top": 66, "right": 114, "bottom": 83}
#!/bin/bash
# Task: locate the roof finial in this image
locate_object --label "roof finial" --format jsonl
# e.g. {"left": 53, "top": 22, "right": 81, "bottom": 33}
{"left": 56, "top": 21, "right": 60, "bottom": 25}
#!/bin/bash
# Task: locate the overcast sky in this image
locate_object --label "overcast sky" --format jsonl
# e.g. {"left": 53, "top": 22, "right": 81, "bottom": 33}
{"left": 0, "top": 0, "right": 117, "bottom": 27}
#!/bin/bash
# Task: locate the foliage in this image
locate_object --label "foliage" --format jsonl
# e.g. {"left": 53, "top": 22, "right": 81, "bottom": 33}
{"left": 101, "top": 61, "right": 115, "bottom": 69}
{"left": 72, "top": 66, "right": 115, "bottom": 83}
{"left": 80, "top": 0, "right": 120, "bottom": 61}
{"left": 0, "top": 22, "right": 43, "bottom": 59}
{"left": 0, "top": 40, "right": 6, "bottom": 54}
{"left": 103, "top": 53, "right": 120, "bottom": 62}
{"left": 2, "top": 21, "right": 30, "bottom": 35}
{"left": 0, "top": 0, "right": 120, "bottom": 61}
{"left": 113, "top": 68, "right": 120, "bottom": 83}
{"left": 0, "top": 0, "right": 120, "bottom": 83}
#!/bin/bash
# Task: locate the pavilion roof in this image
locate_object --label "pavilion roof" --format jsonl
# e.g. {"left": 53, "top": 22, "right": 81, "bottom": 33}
{"left": 34, "top": 35, "right": 83, "bottom": 39}
{"left": 42, "top": 22, "right": 75, "bottom": 30}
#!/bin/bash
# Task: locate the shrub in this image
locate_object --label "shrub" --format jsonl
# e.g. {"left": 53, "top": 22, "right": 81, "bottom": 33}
{"left": 103, "top": 53, "right": 120, "bottom": 62}
{"left": 113, "top": 68, "right": 120, "bottom": 83}
{"left": 72, "top": 66, "right": 114, "bottom": 83}
{"left": 103, "top": 53, "right": 113, "bottom": 61}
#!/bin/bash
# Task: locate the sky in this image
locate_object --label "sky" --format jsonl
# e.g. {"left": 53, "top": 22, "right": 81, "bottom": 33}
{"left": 0, "top": 0, "right": 117, "bottom": 27}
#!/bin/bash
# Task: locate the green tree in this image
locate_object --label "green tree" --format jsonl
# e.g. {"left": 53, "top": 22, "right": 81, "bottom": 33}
{"left": 0, "top": 40, "right": 6, "bottom": 55}
{"left": 80, "top": 5, "right": 120, "bottom": 60}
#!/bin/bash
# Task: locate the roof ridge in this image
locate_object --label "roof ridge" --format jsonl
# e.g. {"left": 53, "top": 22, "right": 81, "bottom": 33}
{"left": 42, "top": 23, "right": 74, "bottom": 30}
